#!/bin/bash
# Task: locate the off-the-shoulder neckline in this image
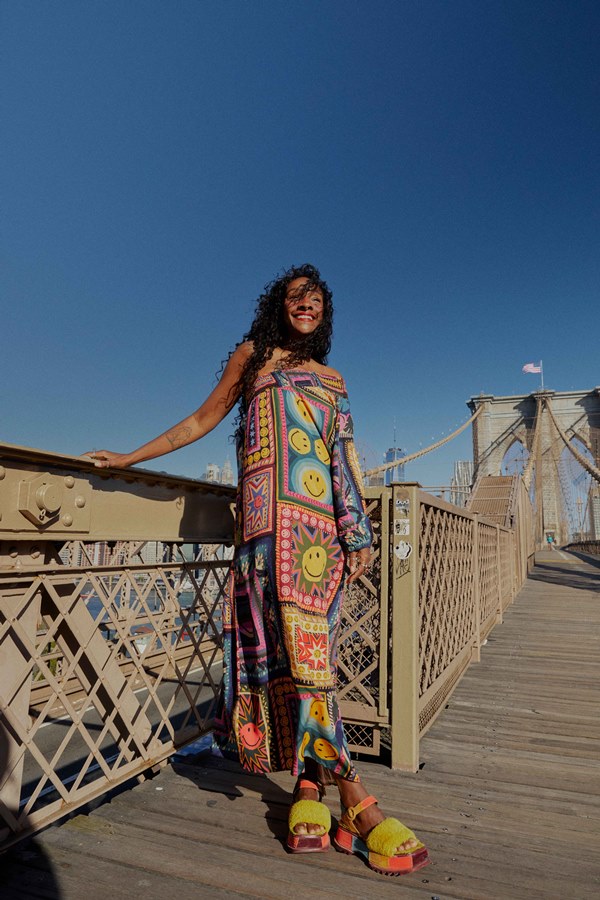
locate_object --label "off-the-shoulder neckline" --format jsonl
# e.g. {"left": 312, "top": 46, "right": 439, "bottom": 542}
{"left": 255, "top": 367, "right": 345, "bottom": 382}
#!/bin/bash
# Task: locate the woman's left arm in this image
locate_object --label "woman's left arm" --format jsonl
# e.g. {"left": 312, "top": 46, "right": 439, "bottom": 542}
{"left": 331, "top": 390, "right": 373, "bottom": 583}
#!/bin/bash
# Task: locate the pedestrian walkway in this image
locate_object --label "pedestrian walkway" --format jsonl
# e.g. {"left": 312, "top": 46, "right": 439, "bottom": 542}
{"left": 2, "top": 550, "right": 599, "bottom": 899}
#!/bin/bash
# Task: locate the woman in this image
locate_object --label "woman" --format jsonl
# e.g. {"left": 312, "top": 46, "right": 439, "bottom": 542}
{"left": 90, "top": 264, "right": 428, "bottom": 876}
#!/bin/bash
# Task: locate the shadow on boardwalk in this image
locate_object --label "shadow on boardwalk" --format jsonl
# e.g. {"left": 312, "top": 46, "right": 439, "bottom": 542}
{"left": 530, "top": 550, "right": 600, "bottom": 591}
{"left": 2, "top": 551, "right": 599, "bottom": 900}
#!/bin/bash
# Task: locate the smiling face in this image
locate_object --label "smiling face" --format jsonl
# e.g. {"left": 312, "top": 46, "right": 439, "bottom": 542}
{"left": 302, "top": 546, "right": 327, "bottom": 582}
{"left": 283, "top": 277, "right": 324, "bottom": 340}
{"left": 313, "top": 738, "right": 339, "bottom": 761}
{"left": 294, "top": 396, "right": 314, "bottom": 425}
{"left": 288, "top": 427, "right": 311, "bottom": 455}
{"left": 299, "top": 730, "right": 310, "bottom": 760}
{"left": 239, "top": 722, "right": 263, "bottom": 749}
{"left": 310, "top": 699, "right": 332, "bottom": 728}
{"left": 301, "top": 468, "right": 327, "bottom": 500}
{"left": 314, "top": 438, "right": 330, "bottom": 464}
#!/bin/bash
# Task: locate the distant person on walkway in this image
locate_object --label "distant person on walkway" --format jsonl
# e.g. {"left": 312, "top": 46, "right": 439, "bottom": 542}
{"left": 89, "top": 264, "right": 428, "bottom": 876}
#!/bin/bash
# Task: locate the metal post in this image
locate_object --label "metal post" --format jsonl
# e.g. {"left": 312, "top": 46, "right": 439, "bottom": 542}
{"left": 471, "top": 515, "right": 481, "bottom": 662}
{"left": 496, "top": 524, "right": 503, "bottom": 624}
{"left": 389, "top": 484, "right": 420, "bottom": 772}
{"left": 509, "top": 528, "right": 516, "bottom": 604}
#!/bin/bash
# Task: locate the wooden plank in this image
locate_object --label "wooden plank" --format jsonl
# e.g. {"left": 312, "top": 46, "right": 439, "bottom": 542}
{"left": 2, "top": 835, "right": 281, "bottom": 900}
{"left": 38, "top": 812, "right": 430, "bottom": 899}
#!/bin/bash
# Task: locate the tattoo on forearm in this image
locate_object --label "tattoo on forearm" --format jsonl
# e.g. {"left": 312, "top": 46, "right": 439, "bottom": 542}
{"left": 166, "top": 426, "right": 192, "bottom": 449}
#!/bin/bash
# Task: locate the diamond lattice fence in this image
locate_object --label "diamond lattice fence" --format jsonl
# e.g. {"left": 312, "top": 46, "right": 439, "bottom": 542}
{"left": 0, "top": 540, "right": 230, "bottom": 843}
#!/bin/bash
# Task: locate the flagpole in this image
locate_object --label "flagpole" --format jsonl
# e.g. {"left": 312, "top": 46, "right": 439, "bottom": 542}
{"left": 540, "top": 360, "right": 544, "bottom": 390}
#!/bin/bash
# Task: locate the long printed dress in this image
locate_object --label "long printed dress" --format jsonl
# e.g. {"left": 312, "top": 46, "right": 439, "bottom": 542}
{"left": 214, "top": 369, "right": 372, "bottom": 781}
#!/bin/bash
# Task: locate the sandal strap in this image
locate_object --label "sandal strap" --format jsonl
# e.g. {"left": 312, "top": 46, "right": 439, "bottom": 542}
{"left": 345, "top": 794, "right": 378, "bottom": 821}
{"left": 294, "top": 778, "right": 326, "bottom": 800}
{"left": 297, "top": 778, "right": 320, "bottom": 791}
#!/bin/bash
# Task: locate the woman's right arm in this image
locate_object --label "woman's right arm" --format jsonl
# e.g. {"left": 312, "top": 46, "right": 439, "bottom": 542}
{"left": 89, "top": 342, "right": 252, "bottom": 469}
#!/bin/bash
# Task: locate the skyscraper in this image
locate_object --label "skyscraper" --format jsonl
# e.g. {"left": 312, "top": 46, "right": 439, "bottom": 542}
{"left": 450, "top": 460, "right": 474, "bottom": 507}
{"left": 384, "top": 447, "right": 406, "bottom": 486}
{"left": 221, "top": 457, "right": 234, "bottom": 485}
{"left": 203, "top": 462, "right": 221, "bottom": 483}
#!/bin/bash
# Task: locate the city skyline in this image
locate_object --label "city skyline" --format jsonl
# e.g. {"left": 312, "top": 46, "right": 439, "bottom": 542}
{"left": 202, "top": 457, "right": 235, "bottom": 486}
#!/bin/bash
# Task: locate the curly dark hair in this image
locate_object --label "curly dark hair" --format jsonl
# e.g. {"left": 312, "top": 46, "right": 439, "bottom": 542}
{"left": 234, "top": 263, "right": 334, "bottom": 414}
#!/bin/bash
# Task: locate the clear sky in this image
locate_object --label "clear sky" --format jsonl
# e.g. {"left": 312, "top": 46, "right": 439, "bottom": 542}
{"left": 2, "top": 0, "right": 599, "bottom": 487}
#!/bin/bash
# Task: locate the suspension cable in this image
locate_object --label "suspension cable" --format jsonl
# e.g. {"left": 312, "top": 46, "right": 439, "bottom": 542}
{"left": 363, "top": 405, "right": 482, "bottom": 479}
{"left": 544, "top": 398, "right": 600, "bottom": 484}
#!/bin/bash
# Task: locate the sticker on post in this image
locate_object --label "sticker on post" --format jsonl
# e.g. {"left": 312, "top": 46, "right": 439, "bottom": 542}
{"left": 394, "top": 540, "right": 412, "bottom": 560}
{"left": 394, "top": 518, "right": 410, "bottom": 536}
{"left": 395, "top": 498, "right": 410, "bottom": 513}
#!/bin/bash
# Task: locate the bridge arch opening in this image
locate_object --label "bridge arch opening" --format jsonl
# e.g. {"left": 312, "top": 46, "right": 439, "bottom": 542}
{"left": 560, "top": 437, "right": 595, "bottom": 541}
{"left": 501, "top": 438, "right": 529, "bottom": 477}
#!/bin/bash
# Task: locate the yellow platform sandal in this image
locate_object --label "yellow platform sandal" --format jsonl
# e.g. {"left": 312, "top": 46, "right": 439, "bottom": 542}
{"left": 333, "top": 795, "right": 429, "bottom": 875}
{"left": 286, "top": 778, "right": 331, "bottom": 853}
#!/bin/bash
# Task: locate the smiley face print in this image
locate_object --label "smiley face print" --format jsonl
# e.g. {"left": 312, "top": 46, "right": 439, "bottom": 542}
{"left": 290, "top": 460, "right": 332, "bottom": 506}
{"left": 299, "top": 730, "right": 311, "bottom": 761}
{"left": 288, "top": 427, "right": 311, "bottom": 455}
{"left": 284, "top": 390, "right": 324, "bottom": 432}
{"left": 313, "top": 738, "right": 339, "bottom": 761}
{"left": 302, "top": 546, "right": 327, "bottom": 582}
{"left": 238, "top": 722, "right": 263, "bottom": 750}
{"left": 309, "top": 698, "right": 332, "bottom": 728}
{"left": 294, "top": 396, "right": 314, "bottom": 425}
{"left": 302, "top": 468, "right": 327, "bottom": 500}
{"left": 314, "top": 438, "right": 330, "bottom": 464}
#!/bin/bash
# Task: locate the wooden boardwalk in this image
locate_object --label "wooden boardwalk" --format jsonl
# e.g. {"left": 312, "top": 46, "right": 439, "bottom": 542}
{"left": 3, "top": 549, "right": 599, "bottom": 900}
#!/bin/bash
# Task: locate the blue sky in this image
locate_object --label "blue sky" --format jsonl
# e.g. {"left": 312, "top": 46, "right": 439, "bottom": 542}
{"left": 2, "top": 0, "right": 599, "bottom": 487}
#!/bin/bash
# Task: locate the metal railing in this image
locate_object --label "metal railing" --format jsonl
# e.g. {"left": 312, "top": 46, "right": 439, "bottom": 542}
{"left": 1, "top": 443, "right": 534, "bottom": 848}
{"left": 339, "top": 482, "right": 533, "bottom": 770}
{"left": 563, "top": 540, "right": 600, "bottom": 557}
{"left": 0, "top": 442, "right": 234, "bottom": 849}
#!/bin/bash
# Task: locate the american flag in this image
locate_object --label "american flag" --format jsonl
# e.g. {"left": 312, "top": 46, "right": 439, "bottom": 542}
{"left": 522, "top": 362, "right": 541, "bottom": 374}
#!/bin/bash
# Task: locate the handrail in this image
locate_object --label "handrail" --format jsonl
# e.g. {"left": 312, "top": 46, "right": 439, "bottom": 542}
{"left": 0, "top": 441, "right": 235, "bottom": 544}
{"left": 0, "top": 439, "right": 236, "bottom": 495}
